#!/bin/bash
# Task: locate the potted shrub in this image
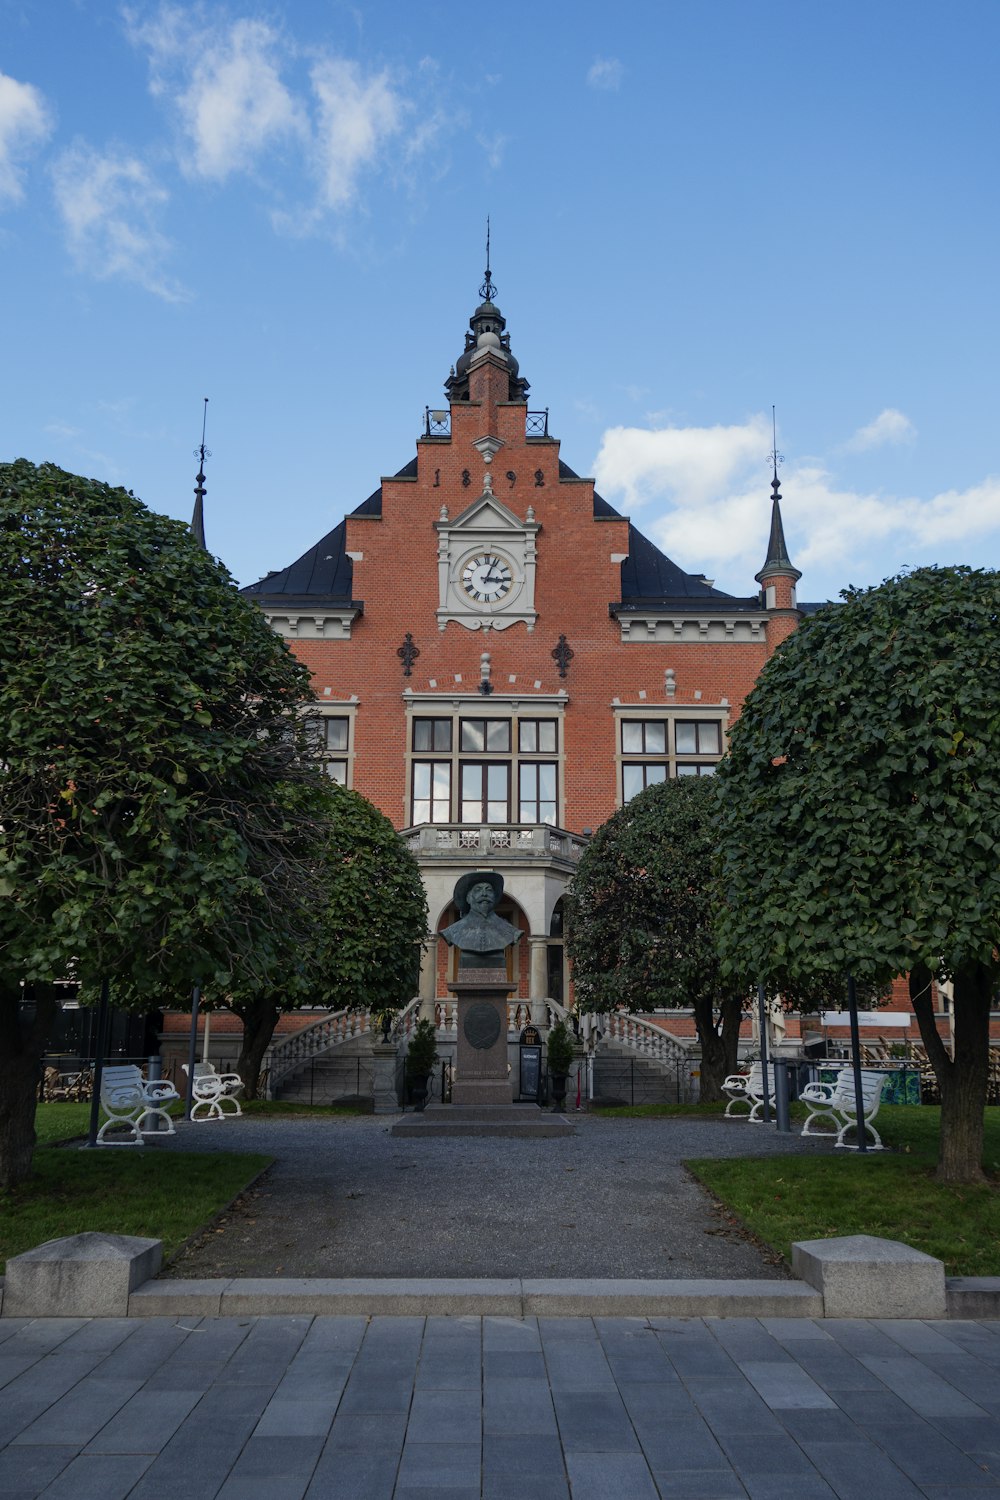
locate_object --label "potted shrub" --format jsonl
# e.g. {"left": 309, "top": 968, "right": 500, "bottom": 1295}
{"left": 546, "top": 1020, "right": 575, "bottom": 1113}
{"left": 373, "top": 1007, "right": 398, "bottom": 1044}
{"left": 405, "top": 1018, "right": 438, "bottom": 1112}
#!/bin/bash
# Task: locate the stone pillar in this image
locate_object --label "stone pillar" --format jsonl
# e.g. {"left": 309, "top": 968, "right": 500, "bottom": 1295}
{"left": 370, "top": 1039, "right": 400, "bottom": 1114}
{"left": 418, "top": 938, "right": 437, "bottom": 1022}
{"left": 528, "top": 937, "right": 549, "bottom": 1028}
{"left": 449, "top": 971, "right": 515, "bottom": 1108}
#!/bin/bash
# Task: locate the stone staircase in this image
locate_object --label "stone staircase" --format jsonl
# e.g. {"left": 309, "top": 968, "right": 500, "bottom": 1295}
{"left": 592, "top": 1039, "right": 691, "bottom": 1106}
{"left": 271, "top": 1032, "right": 376, "bottom": 1105}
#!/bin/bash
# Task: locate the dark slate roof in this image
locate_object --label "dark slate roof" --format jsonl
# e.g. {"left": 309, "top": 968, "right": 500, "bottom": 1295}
{"left": 620, "top": 524, "right": 735, "bottom": 603}
{"left": 240, "top": 518, "right": 356, "bottom": 603}
{"left": 755, "top": 481, "right": 802, "bottom": 585}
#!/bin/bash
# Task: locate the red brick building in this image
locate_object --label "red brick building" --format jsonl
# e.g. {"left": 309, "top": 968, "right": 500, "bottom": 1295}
{"left": 237, "top": 270, "right": 811, "bottom": 1031}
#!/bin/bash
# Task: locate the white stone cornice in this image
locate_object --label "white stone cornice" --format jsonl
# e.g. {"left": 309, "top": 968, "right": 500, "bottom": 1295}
{"left": 263, "top": 607, "right": 361, "bottom": 640}
{"left": 617, "top": 611, "right": 768, "bottom": 644}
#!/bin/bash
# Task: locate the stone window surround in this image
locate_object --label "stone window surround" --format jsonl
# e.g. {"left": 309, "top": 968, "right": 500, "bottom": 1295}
{"left": 403, "top": 692, "right": 567, "bottom": 828}
{"left": 316, "top": 702, "right": 357, "bottom": 787}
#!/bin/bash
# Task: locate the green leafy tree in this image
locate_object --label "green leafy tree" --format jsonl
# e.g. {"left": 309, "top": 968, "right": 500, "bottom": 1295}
{"left": 0, "top": 460, "right": 330, "bottom": 1187}
{"left": 223, "top": 783, "right": 428, "bottom": 1097}
{"left": 566, "top": 777, "right": 743, "bottom": 1102}
{"left": 716, "top": 566, "right": 1000, "bottom": 1183}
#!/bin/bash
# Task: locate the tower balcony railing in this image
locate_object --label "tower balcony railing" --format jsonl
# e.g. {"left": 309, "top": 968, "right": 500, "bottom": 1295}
{"left": 423, "top": 407, "right": 451, "bottom": 437}
{"left": 403, "top": 822, "right": 587, "bottom": 863}
{"left": 421, "top": 407, "right": 550, "bottom": 440}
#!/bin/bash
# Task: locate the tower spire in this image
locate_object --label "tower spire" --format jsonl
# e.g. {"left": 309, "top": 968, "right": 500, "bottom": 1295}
{"left": 479, "top": 216, "right": 496, "bottom": 303}
{"left": 191, "top": 398, "right": 210, "bottom": 551}
{"left": 755, "top": 405, "right": 801, "bottom": 586}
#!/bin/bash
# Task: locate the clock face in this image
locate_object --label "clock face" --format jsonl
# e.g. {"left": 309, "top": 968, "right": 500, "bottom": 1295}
{"left": 461, "top": 553, "right": 514, "bottom": 604}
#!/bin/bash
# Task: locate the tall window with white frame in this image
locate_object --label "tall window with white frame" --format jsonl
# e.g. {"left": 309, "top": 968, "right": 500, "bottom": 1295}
{"left": 412, "top": 717, "right": 452, "bottom": 823}
{"left": 621, "top": 720, "right": 668, "bottom": 800}
{"left": 324, "top": 716, "right": 350, "bottom": 785}
{"left": 674, "top": 719, "right": 721, "bottom": 775}
{"left": 460, "top": 718, "right": 511, "bottom": 822}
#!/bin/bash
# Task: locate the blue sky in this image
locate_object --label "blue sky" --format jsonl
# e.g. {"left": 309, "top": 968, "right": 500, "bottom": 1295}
{"left": 2, "top": 0, "right": 997, "bottom": 603}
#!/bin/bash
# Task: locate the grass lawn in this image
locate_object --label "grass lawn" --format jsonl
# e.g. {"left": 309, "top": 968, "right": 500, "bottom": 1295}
{"left": 688, "top": 1104, "right": 1000, "bottom": 1277}
{"left": 1, "top": 1102, "right": 275, "bottom": 1274}
{"left": 595, "top": 1101, "right": 730, "bottom": 1119}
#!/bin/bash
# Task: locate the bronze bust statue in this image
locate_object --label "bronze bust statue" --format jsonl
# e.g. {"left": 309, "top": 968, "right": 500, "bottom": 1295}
{"left": 442, "top": 871, "right": 521, "bottom": 970}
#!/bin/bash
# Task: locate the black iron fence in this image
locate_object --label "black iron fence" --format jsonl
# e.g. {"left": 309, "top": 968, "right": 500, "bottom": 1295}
{"left": 591, "top": 1056, "right": 692, "bottom": 1107}
{"left": 274, "top": 1054, "right": 372, "bottom": 1107}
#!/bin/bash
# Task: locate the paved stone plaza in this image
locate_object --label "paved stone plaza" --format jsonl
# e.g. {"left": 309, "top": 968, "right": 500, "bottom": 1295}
{"left": 1, "top": 1311, "right": 1000, "bottom": 1498}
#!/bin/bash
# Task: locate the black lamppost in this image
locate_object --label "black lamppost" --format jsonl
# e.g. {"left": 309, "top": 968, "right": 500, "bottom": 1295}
{"left": 184, "top": 986, "right": 201, "bottom": 1121}
{"left": 846, "top": 974, "right": 868, "bottom": 1153}
{"left": 756, "top": 982, "right": 771, "bottom": 1124}
{"left": 84, "top": 977, "right": 111, "bottom": 1148}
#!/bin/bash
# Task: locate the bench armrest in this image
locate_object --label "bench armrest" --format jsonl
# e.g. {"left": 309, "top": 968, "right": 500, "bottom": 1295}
{"left": 143, "top": 1080, "right": 180, "bottom": 1104}
{"left": 800, "top": 1082, "right": 834, "bottom": 1104}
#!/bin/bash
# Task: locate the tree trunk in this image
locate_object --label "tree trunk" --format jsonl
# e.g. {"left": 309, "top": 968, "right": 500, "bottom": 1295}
{"left": 910, "top": 962, "right": 992, "bottom": 1184}
{"left": 695, "top": 995, "right": 743, "bottom": 1102}
{"left": 232, "top": 997, "right": 281, "bottom": 1101}
{"left": 0, "top": 983, "right": 58, "bottom": 1190}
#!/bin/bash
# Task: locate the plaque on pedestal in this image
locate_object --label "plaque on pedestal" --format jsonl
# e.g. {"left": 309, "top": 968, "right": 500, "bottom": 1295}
{"left": 448, "top": 970, "right": 514, "bottom": 1107}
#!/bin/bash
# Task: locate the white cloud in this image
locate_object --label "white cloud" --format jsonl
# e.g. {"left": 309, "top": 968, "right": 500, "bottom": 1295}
{"left": 125, "top": 8, "right": 304, "bottom": 179}
{"left": 845, "top": 407, "right": 917, "bottom": 451}
{"left": 51, "top": 144, "right": 187, "bottom": 302}
{"left": 476, "top": 131, "right": 507, "bottom": 171}
{"left": 181, "top": 19, "right": 305, "bottom": 180}
{"left": 587, "top": 57, "right": 624, "bottom": 91}
{"left": 310, "top": 56, "right": 403, "bottom": 209}
{"left": 0, "top": 72, "right": 53, "bottom": 204}
{"left": 594, "top": 416, "right": 771, "bottom": 511}
{"left": 593, "top": 415, "right": 1000, "bottom": 598}
{"left": 126, "top": 4, "right": 415, "bottom": 218}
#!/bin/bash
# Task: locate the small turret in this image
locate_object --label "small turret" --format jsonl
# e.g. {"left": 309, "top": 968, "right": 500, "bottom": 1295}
{"left": 755, "top": 409, "right": 800, "bottom": 610}
{"left": 190, "top": 397, "right": 209, "bottom": 551}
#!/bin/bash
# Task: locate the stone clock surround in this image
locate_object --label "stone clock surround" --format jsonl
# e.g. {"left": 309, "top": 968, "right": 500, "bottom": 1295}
{"left": 435, "top": 464, "right": 541, "bottom": 633}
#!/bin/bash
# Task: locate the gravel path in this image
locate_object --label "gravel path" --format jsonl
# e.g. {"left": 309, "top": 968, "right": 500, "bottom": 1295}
{"left": 157, "top": 1113, "right": 832, "bottom": 1281}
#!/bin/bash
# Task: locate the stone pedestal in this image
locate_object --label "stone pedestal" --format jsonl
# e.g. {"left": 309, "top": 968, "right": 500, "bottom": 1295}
{"left": 449, "top": 971, "right": 514, "bottom": 1108}
{"left": 370, "top": 1040, "right": 400, "bottom": 1114}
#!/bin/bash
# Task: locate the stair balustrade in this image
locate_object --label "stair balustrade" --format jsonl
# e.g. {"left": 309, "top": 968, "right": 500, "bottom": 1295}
{"left": 266, "top": 1008, "right": 373, "bottom": 1097}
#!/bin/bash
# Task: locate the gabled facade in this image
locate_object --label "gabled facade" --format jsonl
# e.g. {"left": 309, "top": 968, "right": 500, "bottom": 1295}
{"left": 241, "top": 275, "right": 810, "bottom": 1022}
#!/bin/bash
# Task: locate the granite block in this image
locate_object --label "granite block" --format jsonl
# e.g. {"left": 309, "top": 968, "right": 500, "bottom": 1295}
{"left": 792, "top": 1235, "right": 947, "bottom": 1319}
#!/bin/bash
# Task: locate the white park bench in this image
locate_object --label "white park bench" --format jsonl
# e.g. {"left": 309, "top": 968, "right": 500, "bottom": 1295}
{"left": 800, "top": 1066, "right": 887, "bottom": 1150}
{"left": 182, "top": 1061, "right": 244, "bottom": 1121}
{"left": 98, "top": 1064, "right": 180, "bottom": 1146}
{"left": 722, "top": 1061, "right": 780, "bottom": 1122}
